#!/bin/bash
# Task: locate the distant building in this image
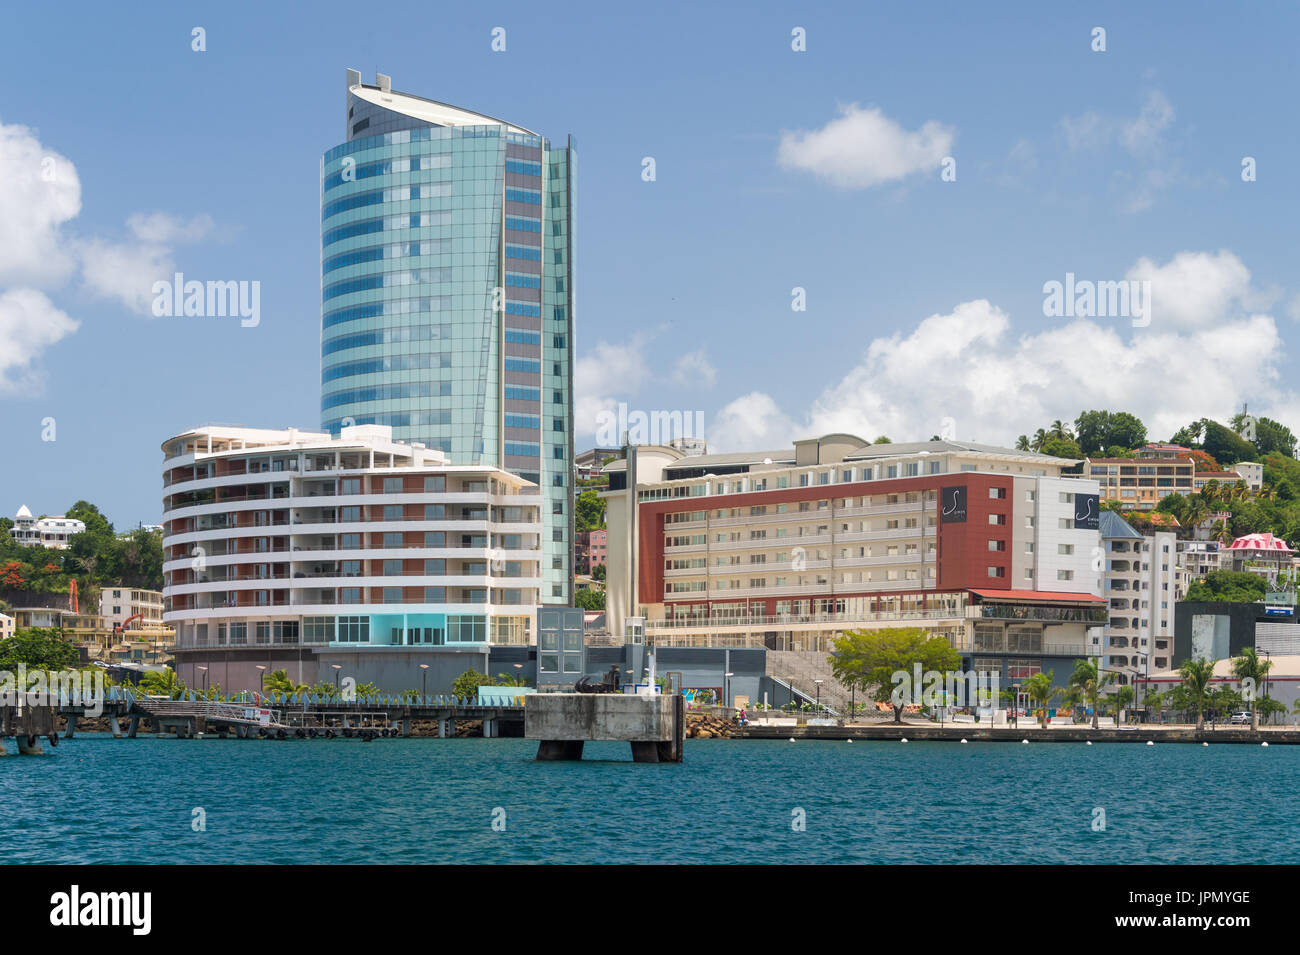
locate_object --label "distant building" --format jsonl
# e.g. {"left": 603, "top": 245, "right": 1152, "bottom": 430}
{"left": 9, "top": 505, "right": 85, "bottom": 549}
{"left": 575, "top": 447, "right": 622, "bottom": 483}
{"left": 0, "top": 613, "right": 13, "bottom": 640}
{"left": 1176, "top": 539, "right": 1222, "bottom": 579}
{"left": 1093, "top": 511, "right": 1186, "bottom": 680}
{"left": 1192, "top": 471, "right": 1245, "bottom": 493}
{"left": 1086, "top": 456, "right": 1194, "bottom": 509}
{"left": 1233, "top": 462, "right": 1264, "bottom": 491}
{"left": 1135, "top": 443, "right": 1193, "bottom": 459}
{"left": 575, "top": 529, "right": 607, "bottom": 574}
{"left": 1225, "top": 533, "right": 1294, "bottom": 579}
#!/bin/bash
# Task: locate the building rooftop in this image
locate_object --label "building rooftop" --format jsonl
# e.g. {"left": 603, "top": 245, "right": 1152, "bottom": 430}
{"left": 347, "top": 71, "right": 537, "bottom": 136}
{"left": 1099, "top": 510, "right": 1144, "bottom": 540}
{"left": 1227, "top": 532, "right": 1293, "bottom": 552}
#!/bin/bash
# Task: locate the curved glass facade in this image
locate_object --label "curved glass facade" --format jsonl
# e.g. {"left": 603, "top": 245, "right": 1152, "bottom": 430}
{"left": 321, "top": 78, "right": 575, "bottom": 604}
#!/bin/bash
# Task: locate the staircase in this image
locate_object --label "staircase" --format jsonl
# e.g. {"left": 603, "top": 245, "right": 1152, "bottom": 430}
{"left": 766, "top": 650, "right": 852, "bottom": 713}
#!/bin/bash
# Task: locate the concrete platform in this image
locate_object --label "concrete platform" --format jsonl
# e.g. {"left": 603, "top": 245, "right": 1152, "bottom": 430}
{"left": 525, "top": 693, "right": 684, "bottom": 762}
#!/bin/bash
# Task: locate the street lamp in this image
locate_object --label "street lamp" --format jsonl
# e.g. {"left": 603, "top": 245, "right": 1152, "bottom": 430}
{"left": 197, "top": 665, "right": 209, "bottom": 697}
{"left": 331, "top": 663, "right": 342, "bottom": 697}
{"left": 724, "top": 671, "right": 734, "bottom": 709}
{"left": 254, "top": 664, "right": 266, "bottom": 696}
{"left": 419, "top": 663, "right": 430, "bottom": 700}
{"left": 1013, "top": 683, "right": 1020, "bottom": 729}
{"left": 814, "top": 679, "right": 824, "bottom": 713}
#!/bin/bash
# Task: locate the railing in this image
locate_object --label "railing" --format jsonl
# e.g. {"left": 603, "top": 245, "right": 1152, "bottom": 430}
{"left": 974, "top": 605, "right": 1108, "bottom": 623}
{"left": 647, "top": 607, "right": 967, "bottom": 631}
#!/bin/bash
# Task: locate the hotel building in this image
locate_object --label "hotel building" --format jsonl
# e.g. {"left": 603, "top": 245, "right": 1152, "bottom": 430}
{"left": 160, "top": 424, "right": 541, "bottom": 691}
{"left": 1087, "top": 456, "right": 1194, "bottom": 509}
{"left": 320, "top": 70, "right": 575, "bottom": 605}
{"left": 601, "top": 436, "right": 1107, "bottom": 693}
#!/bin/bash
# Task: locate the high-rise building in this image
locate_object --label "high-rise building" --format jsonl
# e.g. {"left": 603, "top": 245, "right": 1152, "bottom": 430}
{"left": 320, "top": 70, "right": 575, "bottom": 604}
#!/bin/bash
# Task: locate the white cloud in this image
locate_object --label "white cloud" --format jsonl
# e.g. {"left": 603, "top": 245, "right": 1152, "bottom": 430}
{"left": 709, "top": 392, "right": 800, "bottom": 452}
{"left": 1121, "top": 90, "right": 1175, "bottom": 154}
{"left": 672, "top": 349, "right": 717, "bottom": 388}
{"left": 1061, "top": 90, "right": 1174, "bottom": 156}
{"left": 127, "top": 211, "right": 215, "bottom": 244}
{"left": 777, "top": 104, "right": 954, "bottom": 189}
{"left": 1125, "top": 250, "right": 1251, "bottom": 329}
{"left": 574, "top": 338, "right": 655, "bottom": 437}
{"left": 0, "top": 122, "right": 81, "bottom": 286}
{"left": 0, "top": 288, "right": 79, "bottom": 393}
{"left": 706, "top": 250, "right": 1292, "bottom": 452}
{"left": 78, "top": 212, "right": 215, "bottom": 315}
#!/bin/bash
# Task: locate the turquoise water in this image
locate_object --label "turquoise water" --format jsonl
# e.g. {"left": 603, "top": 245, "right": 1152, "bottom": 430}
{"left": 2, "top": 735, "right": 1293, "bottom": 864}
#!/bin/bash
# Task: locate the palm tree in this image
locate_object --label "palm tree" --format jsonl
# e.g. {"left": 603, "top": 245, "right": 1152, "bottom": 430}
{"left": 1022, "top": 671, "right": 1058, "bottom": 728}
{"left": 1230, "top": 647, "right": 1273, "bottom": 732}
{"left": 1049, "top": 420, "right": 1072, "bottom": 440}
{"left": 1032, "top": 429, "right": 1047, "bottom": 452}
{"left": 1015, "top": 435, "right": 1031, "bottom": 452}
{"left": 1068, "top": 658, "right": 1113, "bottom": 730}
{"left": 263, "top": 668, "right": 308, "bottom": 699}
{"left": 1112, "top": 685, "right": 1135, "bottom": 726}
{"left": 1179, "top": 658, "right": 1216, "bottom": 732}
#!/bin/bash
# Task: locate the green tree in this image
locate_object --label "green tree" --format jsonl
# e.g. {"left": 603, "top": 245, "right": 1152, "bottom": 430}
{"left": 1179, "top": 658, "right": 1216, "bottom": 731}
{"left": 1201, "top": 419, "right": 1257, "bottom": 467}
{"left": 1074, "top": 410, "right": 1147, "bottom": 457}
{"left": 0, "top": 628, "right": 81, "bottom": 670}
{"left": 1112, "top": 685, "right": 1135, "bottom": 725}
{"left": 1068, "top": 658, "right": 1113, "bottom": 729}
{"left": 1022, "top": 671, "right": 1060, "bottom": 728}
{"left": 1039, "top": 436, "right": 1083, "bottom": 460}
{"left": 1230, "top": 647, "right": 1273, "bottom": 731}
{"left": 138, "top": 668, "right": 185, "bottom": 700}
{"left": 574, "top": 587, "right": 605, "bottom": 611}
{"left": 1184, "top": 570, "right": 1266, "bottom": 603}
{"left": 575, "top": 488, "right": 607, "bottom": 533}
{"left": 1232, "top": 413, "right": 1296, "bottom": 458}
{"left": 827, "top": 627, "right": 961, "bottom": 723}
{"left": 452, "top": 668, "right": 488, "bottom": 701}
{"left": 263, "top": 669, "right": 308, "bottom": 698}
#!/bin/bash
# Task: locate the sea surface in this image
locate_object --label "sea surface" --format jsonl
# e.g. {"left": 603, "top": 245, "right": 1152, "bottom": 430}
{"left": 2, "top": 734, "right": 1293, "bottom": 864}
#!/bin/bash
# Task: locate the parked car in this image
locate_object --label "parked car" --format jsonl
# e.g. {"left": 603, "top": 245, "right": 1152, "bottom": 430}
{"left": 1229, "top": 711, "right": 1251, "bottom": 725}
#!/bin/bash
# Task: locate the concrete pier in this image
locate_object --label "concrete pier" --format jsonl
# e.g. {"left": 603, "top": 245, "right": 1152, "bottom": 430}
{"left": 526, "top": 693, "right": 684, "bottom": 762}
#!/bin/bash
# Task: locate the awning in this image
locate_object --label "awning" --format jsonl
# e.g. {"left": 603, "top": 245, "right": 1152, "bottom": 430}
{"left": 968, "top": 589, "right": 1105, "bottom": 604}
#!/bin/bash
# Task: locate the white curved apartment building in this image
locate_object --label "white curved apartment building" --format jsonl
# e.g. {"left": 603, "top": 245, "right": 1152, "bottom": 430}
{"left": 161, "top": 424, "right": 541, "bottom": 661}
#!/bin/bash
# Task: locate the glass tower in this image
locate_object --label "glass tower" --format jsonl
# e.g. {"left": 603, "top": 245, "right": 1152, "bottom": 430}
{"left": 321, "top": 70, "right": 575, "bottom": 604}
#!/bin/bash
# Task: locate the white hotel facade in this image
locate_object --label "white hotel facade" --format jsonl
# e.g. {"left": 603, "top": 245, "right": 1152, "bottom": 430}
{"left": 161, "top": 425, "right": 541, "bottom": 690}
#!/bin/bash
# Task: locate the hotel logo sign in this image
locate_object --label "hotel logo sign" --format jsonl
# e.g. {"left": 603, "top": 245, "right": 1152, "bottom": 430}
{"left": 940, "top": 486, "right": 967, "bottom": 523}
{"left": 1073, "top": 493, "right": 1100, "bottom": 530}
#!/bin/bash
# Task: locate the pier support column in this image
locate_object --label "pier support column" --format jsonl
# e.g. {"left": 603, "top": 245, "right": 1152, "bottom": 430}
{"left": 536, "top": 739, "right": 584, "bottom": 761}
{"left": 630, "top": 741, "right": 660, "bottom": 763}
{"left": 437, "top": 718, "right": 449, "bottom": 738}
{"left": 400, "top": 718, "right": 410, "bottom": 738}
{"left": 482, "top": 718, "right": 497, "bottom": 738}
{"left": 17, "top": 735, "right": 44, "bottom": 755}
{"left": 63, "top": 714, "right": 77, "bottom": 739}
{"left": 126, "top": 716, "right": 140, "bottom": 739}
{"left": 110, "top": 716, "right": 123, "bottom": 738}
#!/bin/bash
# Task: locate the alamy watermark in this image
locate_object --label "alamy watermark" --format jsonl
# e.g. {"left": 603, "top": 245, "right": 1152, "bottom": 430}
{"left": 1042, "top": 272, "right": 1150, "bottom": 328}
{"left": 595, "top": 402, "right": 705, "bottom": 448}
{"left": 151, "top": 273, "right": 260, "bottom": 327}
{"left": 1, "top": 665, "right": 106, "bottom": 717}
{"left": 890, "top": 664, "right": 1000, "bottom": 710}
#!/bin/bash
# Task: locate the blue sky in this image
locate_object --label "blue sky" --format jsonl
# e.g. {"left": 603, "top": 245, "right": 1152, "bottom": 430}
{"left": 0, "top": 0, "right": 1296, "bottom": 528}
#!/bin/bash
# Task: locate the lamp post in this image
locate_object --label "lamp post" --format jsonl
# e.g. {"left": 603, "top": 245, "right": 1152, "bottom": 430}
{"left": 814, "top": 679, "right": 824, "bottom": 713}
{"left": 197, "top": 665, "right": 209, "bottom": 697}
{"left": 724, "top": 671, "right": 734, "bottom": 710}
{"left": 419, "top": 663, "right": 430, "bottom": 701}
{"left": 331, "top": 663, "right": 342, "bottom": 698}
{"left": 1013, "top": 683, "right": 1020, "bottom": 729}
{"left": 255, "top": 664, "right": 266, "bottom": 697}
